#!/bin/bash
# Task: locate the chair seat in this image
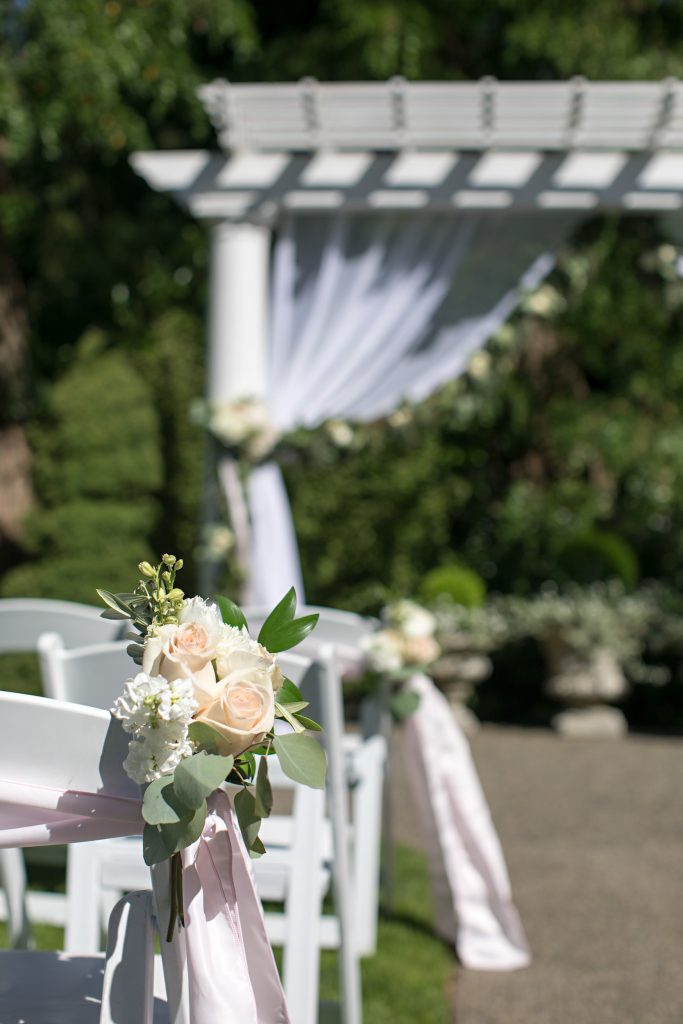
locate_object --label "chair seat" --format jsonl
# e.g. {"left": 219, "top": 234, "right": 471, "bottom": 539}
{"left": 0, "top": 951, "right": 168, "bottom": 1024}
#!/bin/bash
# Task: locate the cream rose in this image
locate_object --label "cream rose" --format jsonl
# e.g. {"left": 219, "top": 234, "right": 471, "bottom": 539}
{"left": 143, "top": 622, "right": 217, "bottom": 696}
{"left": 216, "top": 629, "right": 284, "bottom": 695}
{"left": 195, "top": 669, "right": 276, "bottom": 757}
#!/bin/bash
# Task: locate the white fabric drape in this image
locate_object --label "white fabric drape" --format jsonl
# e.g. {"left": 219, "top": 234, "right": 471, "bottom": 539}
{"left": 243, "top": 210, "right": 574, "bottom": 605}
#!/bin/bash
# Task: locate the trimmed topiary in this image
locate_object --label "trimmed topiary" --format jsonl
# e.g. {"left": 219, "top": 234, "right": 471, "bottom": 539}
{"left": 557, "top": 530, "right": 639, "bottom": 589}
{"left": 420, "top": 561, "right": 487, "bottom": 608}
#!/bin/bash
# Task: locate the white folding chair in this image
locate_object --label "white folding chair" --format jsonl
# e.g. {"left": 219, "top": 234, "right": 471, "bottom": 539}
{"left": 36, "top": 636, "right": 148, "bottom": 953}
{"left": 0, "top": 598, "right": 125, "bottom": 652}
{"left": 0, "top": 691, "right": 170, "bottom": 1023}
{"left": 0, "top": 599, "right": 125, "bottom": 948}
{"left": 245, "top": 606, "right": 387, "bottom": 959}
{"left": 37, "top": 639, "right": 336, "bottom": 1024}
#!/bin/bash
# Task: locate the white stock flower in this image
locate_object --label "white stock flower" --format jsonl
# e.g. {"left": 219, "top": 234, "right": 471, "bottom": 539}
{"left": 111, "top": 672, "right": 198, "bottom": 784}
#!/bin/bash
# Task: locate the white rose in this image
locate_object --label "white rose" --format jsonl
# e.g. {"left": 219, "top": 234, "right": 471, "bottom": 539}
{"left": 390, "top": 600, "right": 437, "bottom": 639}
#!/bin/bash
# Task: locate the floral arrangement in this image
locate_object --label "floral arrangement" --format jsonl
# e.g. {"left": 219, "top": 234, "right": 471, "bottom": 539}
{"left": 361, "top": 599, "right": 441, "bottom": 719}
{"left": 192, "top": 397, "right": 278, "bottom": 461}
{"left": 98, "top": 554, "right": 325, "bottom": 938}
{"left": 363, "top": 599, "right": 441, "bottom": 675}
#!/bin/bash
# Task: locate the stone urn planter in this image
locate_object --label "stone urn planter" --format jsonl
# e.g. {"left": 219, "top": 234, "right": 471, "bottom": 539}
{"left": 542, "top": 636, "right": 629, "bottom": 737}
{"left": 431, "top": 632, "right": 492, "bottom": 735}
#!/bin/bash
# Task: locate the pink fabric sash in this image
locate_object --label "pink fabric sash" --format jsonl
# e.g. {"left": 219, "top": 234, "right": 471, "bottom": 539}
{"left": 0, "top": 781, "right": 290, "bottom": 1022}
{"left": 404, "top": 673, "right": 531, "bottom": 971}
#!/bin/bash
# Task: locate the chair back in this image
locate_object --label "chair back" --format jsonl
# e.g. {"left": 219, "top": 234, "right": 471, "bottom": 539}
{"left": 38, "top": 635, "right": 131, "bottom": 709}
{"left": 0, "top": 689, "right": 137, "bottom": 804}
{"left": 0, "top": 598, "right": 124, "bottom": 653}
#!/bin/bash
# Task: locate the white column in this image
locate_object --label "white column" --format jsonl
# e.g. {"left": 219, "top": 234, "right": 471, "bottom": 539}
{"left": 207, "top": 220, "right": 271, "bottom": 403}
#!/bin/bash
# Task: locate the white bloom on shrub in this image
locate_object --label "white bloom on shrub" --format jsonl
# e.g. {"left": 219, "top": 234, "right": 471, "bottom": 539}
{"left": 523, "top": 283, "right": 565, "bottom": 318}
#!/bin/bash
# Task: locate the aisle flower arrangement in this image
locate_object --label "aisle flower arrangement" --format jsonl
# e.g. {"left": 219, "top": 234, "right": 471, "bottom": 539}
{"left": 98, "top": 554, "right": 325, "bottom": 937}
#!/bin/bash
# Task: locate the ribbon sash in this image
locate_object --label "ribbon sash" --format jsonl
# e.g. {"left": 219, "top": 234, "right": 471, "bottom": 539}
{"left": 403, "top": 673, "right": 531, "bottom": 971}
{"left": 0, "top": 781, "right": 290, "bottom": 1022}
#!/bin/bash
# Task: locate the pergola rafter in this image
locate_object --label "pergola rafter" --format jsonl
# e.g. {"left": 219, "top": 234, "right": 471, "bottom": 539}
{"left": 132, "top": 78, "right": 683, "bottom": 220}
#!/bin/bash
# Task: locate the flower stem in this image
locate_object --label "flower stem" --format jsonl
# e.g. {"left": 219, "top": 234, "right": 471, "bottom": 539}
{"left": 166, "top": 852, "right": 184, "bottom": 942}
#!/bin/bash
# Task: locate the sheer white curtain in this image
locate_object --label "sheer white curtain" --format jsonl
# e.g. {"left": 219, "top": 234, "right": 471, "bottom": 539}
{"left": 245, "top": 210, "right": 574, "bottom": 605}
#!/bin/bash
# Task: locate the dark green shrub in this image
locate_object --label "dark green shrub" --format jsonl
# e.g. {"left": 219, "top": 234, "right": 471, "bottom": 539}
{"left": 1, "top": 333, "right": 161, "bottom": 602}
{"left": 557, "top": 530, "right": 639, "bottom": 588}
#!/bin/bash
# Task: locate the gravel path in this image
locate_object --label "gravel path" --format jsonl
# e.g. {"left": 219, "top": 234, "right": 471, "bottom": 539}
{"left": 392, "top": 724, "right": 683, "bottom": 1024}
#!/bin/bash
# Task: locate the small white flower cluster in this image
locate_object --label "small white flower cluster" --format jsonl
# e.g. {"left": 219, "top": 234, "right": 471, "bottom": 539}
{"left": 112, "top": 672, "right": 198, "bottom": 784}
{"left": 363, "top": 599, "right": 440, "bottom": 674}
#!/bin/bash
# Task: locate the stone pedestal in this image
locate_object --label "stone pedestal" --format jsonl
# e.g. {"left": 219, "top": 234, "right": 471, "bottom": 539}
{"left": 543, "top": 641, "right": 628, "bottom": 738}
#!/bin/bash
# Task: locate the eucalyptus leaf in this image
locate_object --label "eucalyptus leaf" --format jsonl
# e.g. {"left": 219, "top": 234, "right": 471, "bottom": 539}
{"left": 273, "top": 733, "right": 327, "bottom": 790}
{"left": 142, "top": 777, "right": 191, "bottom": 826}
{"left": 390, "top": 690, "right": 421, "bottom": 721}
{"left": 215, "top": 595, "right": 248, "bottom": 631}
{"left": 187, "top": 721, "right": 221, "bottom": 754}
{"left": 234, "top": 788, "right": 262, "bottom": 852}
{"left": 255, "top": 757, "right": 273, "bottom": 818}
{"left": 249, "top": 836, "right": 266, "bottom": 859}
{"left": 174, "top": 751, "right": 234, "bottom": 809}
{"left": 142, "top": 801, "right": 206, "bottom": 866}
{"left": 127, "top": 643, "right": 145, "bottom": 660}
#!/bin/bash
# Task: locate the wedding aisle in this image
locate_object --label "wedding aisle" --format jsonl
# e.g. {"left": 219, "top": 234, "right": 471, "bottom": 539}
{"left": 444, "top": 726, "right": 683, "bottom": 1024}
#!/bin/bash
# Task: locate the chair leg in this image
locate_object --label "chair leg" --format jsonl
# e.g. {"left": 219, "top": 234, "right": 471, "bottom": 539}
{"left": 65, "top": 842, "right": 101, "bottom": 953}
{"left": 100, "top": 890, "right": 155, "bottom": 1024}
{"left": 283, "top": 785, "right": 325, "bottom": 1024}
{"left": 321, "top": 647, "right": 363, "bottom": 1024}
{"left": 0, "top": 848, "right": 32, "bottom": 949}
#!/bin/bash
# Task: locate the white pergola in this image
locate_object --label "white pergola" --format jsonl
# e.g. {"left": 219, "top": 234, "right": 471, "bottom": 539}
{"left": 130, "top": 78, "right": 683, "bottom": 602}
{"left": 132, "top": 78, "right": 683, "bottom": 408}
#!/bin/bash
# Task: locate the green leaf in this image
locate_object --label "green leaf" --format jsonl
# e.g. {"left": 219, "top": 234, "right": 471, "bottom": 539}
{"left": 127, "top": 642, "right": 145, "bottom": 660}
{"left": 277, "top": 700, "right": 308, "bottom": 715}
{"left": 273, "top": 733, "right": 327, "bottom": 790}
{"left": 234, "top": 751, "right": 256, "bottom": 783}
{"left": 294, "top": 713, "right": 323, "bottom": 732}
{"left": 390, "top": 690, "right": 421, "bottom": 721}
{"left": 254, "top": 757, "right": 273, "bottom": 818}
{"left": 142, "top": 777, "right": 192, "bottom": 825}
{"left": 259, "top": 614, "right": 319, "bottom": 654}
{"left": 215, "top": 595, "right": 248, "bottom": 631}
{"left": 142, "top": 802, "right": 207, "bottom": 866}
{"left": 97, "top": 589, "right": 132, "bottom": 618}
{"left": 249, "top": 836, "right": 266, "bottom": 859}
{"left": 174, "top": 751, "right": 234, "bottom": 809}
{"left": 275, "top": 701, "right": 306, "bottom": 733}
{"left": 100, "top": 608, "right": 130, "bottom": 621}
{"left": 234, "top": 787, "right": 263, "bottom": 852}
{"left": 187, "top": 721, "right": 221, "bottom": 754}
{"left": 278, "top": 678, "right": 305, "bottom": 705}
{"left": 257, "top": 587, "right": 306, "bottom": 651}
